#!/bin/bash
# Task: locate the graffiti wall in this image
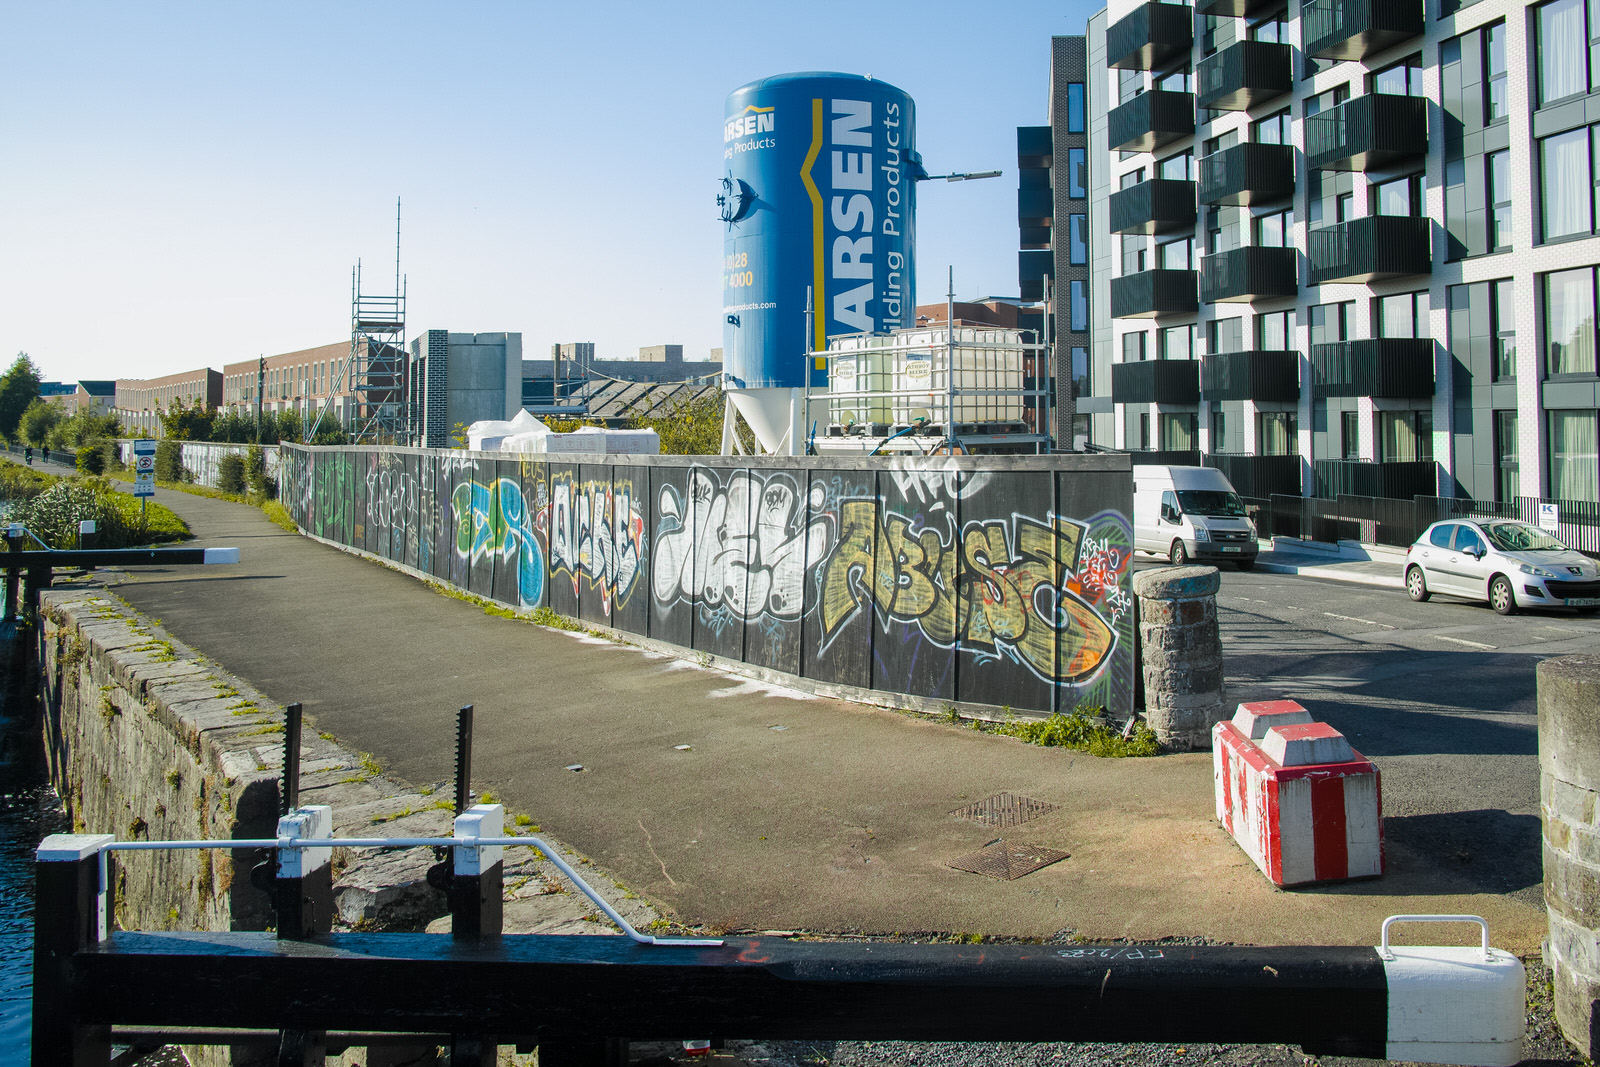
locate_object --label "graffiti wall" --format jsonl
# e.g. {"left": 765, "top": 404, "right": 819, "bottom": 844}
{"left": 280, "top": 446, "right": 1136, "bottom": 716}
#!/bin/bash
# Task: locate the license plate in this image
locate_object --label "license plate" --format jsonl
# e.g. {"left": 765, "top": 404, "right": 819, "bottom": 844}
{"left": 1567, "top": 598, "right": 1600, "bottom": 607}
{"left": 1220, "top": 546, "right": 1242, "bottom": 553}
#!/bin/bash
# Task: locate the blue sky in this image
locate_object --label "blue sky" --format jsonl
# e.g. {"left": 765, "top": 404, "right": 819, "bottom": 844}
{"left": 1, "top": 2, "right": 1098, "bottom": 384}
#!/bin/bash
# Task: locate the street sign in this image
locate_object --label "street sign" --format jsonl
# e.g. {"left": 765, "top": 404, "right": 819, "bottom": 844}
{"left": 134, "top": 472, "right": 155, "bottom": 498}
{"left": 133, "top": 439, "right": 157, "bottom": 499}
{"left": 1540, "top": 502, "right": 1560, "bottom": 532}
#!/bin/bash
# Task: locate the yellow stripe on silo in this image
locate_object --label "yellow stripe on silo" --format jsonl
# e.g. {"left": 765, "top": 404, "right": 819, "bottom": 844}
{"left": 800, "top": 97, "right": 825, "bottom": 354}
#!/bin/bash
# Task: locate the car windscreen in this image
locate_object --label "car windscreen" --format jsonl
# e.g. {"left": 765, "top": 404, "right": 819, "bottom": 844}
{"left": 1483, "top": 522, "right": 1570, "bottom": 553}
{"left": 1175, "top": 490, "right": 1246, "bottom": 517}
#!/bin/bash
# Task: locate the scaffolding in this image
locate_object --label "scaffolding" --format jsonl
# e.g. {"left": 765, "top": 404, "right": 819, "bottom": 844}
{"left": 314, "top": 202, "right": 408, "bottom": 445}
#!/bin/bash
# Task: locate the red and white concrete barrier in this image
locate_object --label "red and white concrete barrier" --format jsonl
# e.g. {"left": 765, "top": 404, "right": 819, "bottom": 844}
{"left": 1214, "top": 699, "right": 1384, "bottom": 886}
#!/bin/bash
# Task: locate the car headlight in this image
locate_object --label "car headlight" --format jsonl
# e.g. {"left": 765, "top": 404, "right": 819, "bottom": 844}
{"left": 1519, "top": 563, "right": 1558, "bottom": 579}
{"left": 1193, "top": 528, "right": 1210, "bottom": 542}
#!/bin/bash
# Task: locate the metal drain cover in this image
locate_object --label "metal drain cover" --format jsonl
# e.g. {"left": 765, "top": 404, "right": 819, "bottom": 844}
{"left": 947, "top": 841, "right": 1069, "bottom": 881}
{"left": 949, "top": 792, "right": 1059, "bottom": 827}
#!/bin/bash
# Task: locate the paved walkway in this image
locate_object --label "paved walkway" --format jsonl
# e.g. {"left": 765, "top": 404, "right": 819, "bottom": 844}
{"left": 63, "top": 476, "right": 1548, "bottom": 951}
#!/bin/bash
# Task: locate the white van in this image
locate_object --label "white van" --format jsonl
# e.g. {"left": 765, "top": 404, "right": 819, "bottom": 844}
{"left": 1132, "top": 465, "right": 1258, "bottom": 569}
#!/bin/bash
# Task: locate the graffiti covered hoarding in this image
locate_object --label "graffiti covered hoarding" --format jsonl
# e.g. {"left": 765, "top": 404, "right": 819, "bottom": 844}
{"left": 279, "top": 446, "right": 1135, "bottom": 716}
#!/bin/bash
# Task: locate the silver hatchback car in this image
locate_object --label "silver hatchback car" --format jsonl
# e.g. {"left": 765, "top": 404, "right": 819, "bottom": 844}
{"left": 1405, "top": 519, "right": 1600, "bottom": 615}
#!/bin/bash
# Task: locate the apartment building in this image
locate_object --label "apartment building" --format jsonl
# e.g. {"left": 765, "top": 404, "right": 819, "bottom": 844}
{"left": 1076, "top": 0, "right": 1600, "bottom": 506}
{"left": 114, "top": 369, "right": 223, "bottom": 436}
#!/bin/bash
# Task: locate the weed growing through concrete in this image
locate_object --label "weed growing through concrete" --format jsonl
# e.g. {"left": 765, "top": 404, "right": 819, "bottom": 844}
{"left": 990, "top": 707, "right": 1160, "bottom": 757}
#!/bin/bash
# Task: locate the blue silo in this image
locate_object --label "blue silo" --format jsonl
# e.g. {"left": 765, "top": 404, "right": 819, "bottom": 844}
{"left": 720, "top": 72, "right": 919, "bottom": 451}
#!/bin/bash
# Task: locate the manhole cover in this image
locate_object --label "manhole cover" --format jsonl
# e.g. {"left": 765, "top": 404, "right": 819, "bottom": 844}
{"left": 947, "top": 841, "right": 1069, "bottom": 881}
{"left": 949, "top": 792, "right": 1059, "bottom": 827}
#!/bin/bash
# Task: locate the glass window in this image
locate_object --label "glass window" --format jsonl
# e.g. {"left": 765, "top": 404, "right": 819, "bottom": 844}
{"left": 1341, "top": 411, "right": 1360, "bottom": 459}
{"left": 1372, "top": 56, "right": 1424, "bottom": 97}
{"left": 1257, "top": 411, "right": 1298, "bottom": 455}
{"left": 1208, "top": 317, "right": 1244, "bottom": 354}
{"left": 1211, "top": 403, "right": 1229, "bottom": 452}
{"left": 1375, "top": 174, "right": 1421, "bottom": 217}
{"left": 1486, "top": 22, "right": 1508, "bottom": 122}
{"left": 1380, "top": 292, "right": 1428, "bottom": 338}
{"left": 1310, "top": 301, "right": 1351, "bottom": 346}
{"left": 1546, "top": 267, "right": 1597, "bottom": 375}
{"left": 1495, "top": 410, "right": 1520, "bottom": 500}
{"left": 1158, "top": 151, "right": 1195, "bottom": 181}
{"left": 1305, "top": 84, "right": 1349, "bottom": 119}
{"left": 1250, "top": 17, "right": 1285, "bottom": 43}
{"left": 1381, "top": 410, "right": 1433, "bottom": 462}
{"left": 1121, "top": 234, "right": 1146, "bottom": 275}
{"left": 1253, "top": 109, "right": 1291, "bottom": 145}
{"left": 1068, "top": 148, "right": 1087, "bottom": 199}
{"left": 1124, "top": 331, "right": 1148, "bottom": 362}
{"left": 1255, "top": 208, "right": 1292, "bottom": 247}
{"left": 1540, "top": 0, "right": 1588, "bottom": 104}
{"left": 1494, "top": 279, "right": 1517, "bottom": 379}
{"left": 1160, "top": 324, "right": 1195, "bottom": 361}
{"left": 1542, "top": 128, "right": 1592, "bottom": 240}
{"left": 1071, "top": 346, "right": 1089, "bottom": 398}
{"left": 1161, "top": 412, "right": 1196, "bottom": 451}
{"left": 1159, "top": 237, "right": 1194, "bottom": 270}
{"left": 1550, "top": 410, "right": 1600, "bottom": 500}
{"left": 1156, "top": 66, "right": 1193, "bottom": 94}
{"left": 1067, "top": 83, "right": 1086, "bottom": 132}
{"left": 1203, "top": 130, "right": 1239, "bottom": 156}
{"left": 1120, "top": 168, "right": 1145, "bottom": 190}
{"left": 1257, "top": 310, "right": 1292, "bottom": 350}
{"left": 1119, "top": 68, "right": 1144, "bottom": 105}
{"left": 1070, "top": 279, "right": 1089, "bottom": 332}
{"left": 1430, "top": 524, "right": 1455, "bottom": 548}
{"left": 1069, "top": 214, "right": 1088, "bottom": 266}
{"left": 1489, "top": 151, "right": 1512, "bottom": 251}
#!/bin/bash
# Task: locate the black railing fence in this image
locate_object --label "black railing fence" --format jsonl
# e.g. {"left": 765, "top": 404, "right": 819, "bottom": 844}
{"left": 1243, "top": 493, "right": 1600, "bottom": 558}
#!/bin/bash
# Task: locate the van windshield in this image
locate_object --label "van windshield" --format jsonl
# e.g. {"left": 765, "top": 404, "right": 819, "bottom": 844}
{"left": 1175, "top": 490, "right": 1246, "bottom": 518}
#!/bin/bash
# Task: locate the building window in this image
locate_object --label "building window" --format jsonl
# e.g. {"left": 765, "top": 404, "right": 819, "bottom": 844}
{"left": 1070, "top": 279, "right": 1089, "bottom": 332}
{"left": 1374, "top": 173, "right": 1423, "bottom": 217}
{"left": 1305, "top": 84, "right": 1349, "bottom": 119}
{"left": 1120, "top": 168, "right": 1145, "bottom": 190}
{"left": 1212, "top": 403, "right": 1229, "bottom": 452}
{"left": 1495, "top": 279, "right": 1517, "bottom": 379}
{"left": 1067, "top": 148, "right": 1087, "bottom": 199}
{"left": 1250, "top": 17, "right": 1286, "bottom": 43}
{"left": 1156, "top": 66, "right": 1192, "bottom": 94}
{"left": 1067, "top": 83, "right": 1085, "bottom": 132}
{"left": 1069, "top": 215, "right": 1088, "bottom": 266}
{"left": 1539, "top": 126, "right": 1600, "bottom": 240}
{"left": 1160, "top": 325, "right": 1195, "bottom": 361}
{"left": 1537, "top": 0, "right": 1598, "bottom": 106}
{"left": 1124, "top": 331, "right": 1148, "bottom": 362}
{"left": 1545, "top": 267, "right": 1598, "bottom": 375}
{"left": 1372, "top": 55, "right": 1424, "bottom": 97}
{"left": 1158, "top": 151, "right": 1195, "bottom": 181}
{"left": 1121, "top": 234, "right": 1146, "bottom": 275}
{"left": 1158, "top": 237, "right": 1194, "bottom": 270}
{"left": 1381, "top": 410, "right": 1433, "bottom": 462}
{"left": 1310, "top": 301, "right": 1351, "bottom": 346}
{"left": 1118, "top": 68, "right": 1143, "bottom": 106}
{"left": 1137, "top": 411, "right": 1151, "bottom": 449}
{"left": 1256, "top": 310, "right": 1292, "bottom": 350}
{"left": 1255, "top": 208, "right": 1292, "bottom": 247}
{"left": 1208, "top": 317, "right": 1244, "bottom": 354}
{"left": 1253, "top": 109, "right": 1291, "bottom": 145}
{"left": 1496, "top": 410, "right": 1520, "bottom": 501}
{"left": 1342, "top": 411, "right": 1361, "bottom": 460}
{"left": 1161, "top": 412, "right": 1197, "bottom": 451}
{"left": 1258, "top": 411, "right": 1298, "bottom": 455}
{"left": 1550, "top": 409, "right": 1600, "bottom": 500}
{"left": 1488, "top": 151, "right": 1512, "bottom": 251}
{"left": 1071, "top": 346, "right": 1089, "bottom": 398}
{"left": 1486, "top": 22, "right": 1508, "bottom": 122}
{"left": 1203, "top": 130, "right": 1239, "bottom": 156}
{"left": 1380, "top": 292, "right": 1429, "bottom": 338}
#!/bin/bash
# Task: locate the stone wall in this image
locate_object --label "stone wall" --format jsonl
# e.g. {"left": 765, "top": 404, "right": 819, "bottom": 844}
{"left": 1132, "top": 566, "right": 1225, "bottom": 750}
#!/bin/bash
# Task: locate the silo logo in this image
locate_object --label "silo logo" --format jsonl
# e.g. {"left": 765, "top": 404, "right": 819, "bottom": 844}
{"left": 724, "top": 105, "right": 776, "bottom": 143}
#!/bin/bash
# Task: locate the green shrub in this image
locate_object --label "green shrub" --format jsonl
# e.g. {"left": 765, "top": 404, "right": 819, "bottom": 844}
{"left": 99, "top": 439, "right": 122, "bottom": 473}
{"left": 76, "top": 444, "right": 105, "bottom": 476}
{"left": 245, "top": 445, "right": 276, "bottom": 499}
{"left": 0, "top": 464, "right": 189, "bottom": 548}
{"left": 993, "top": 708, "right": 1161, "bottom": 758}
{"left": 217, "top": 453, "right": 246, "bottom": 494}
{"left": 154, "top": 440, "right": 186, "bottom": 483}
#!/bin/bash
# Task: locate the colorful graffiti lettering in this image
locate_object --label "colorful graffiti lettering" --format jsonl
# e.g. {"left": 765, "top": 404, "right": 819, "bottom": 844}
{"left": 653, "top": 468, "right": 832, "bottom": 624}
{"left": 818, "top": 504, "right": 1115, "bottom": 683}
{"left": 450, "top": 478, "right": 545, "bottom": 607}
{"left": 549, "top": 473, "right": 645, "bottom": 614}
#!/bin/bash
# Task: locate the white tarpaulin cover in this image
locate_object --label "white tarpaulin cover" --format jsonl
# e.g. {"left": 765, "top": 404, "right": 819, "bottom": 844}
{"left": 467, "top": 412, "right": 659, "bottom": 455}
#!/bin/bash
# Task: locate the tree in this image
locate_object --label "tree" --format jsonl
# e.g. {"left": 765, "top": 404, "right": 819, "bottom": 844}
{"left": 17, "top": 397, "right": 62, "bottom": 447}
{"left": 159, "top": 396, "right": 216, "bottom": 441}
{"left": 0, "top": 353, "right": 43, "bottom": 440}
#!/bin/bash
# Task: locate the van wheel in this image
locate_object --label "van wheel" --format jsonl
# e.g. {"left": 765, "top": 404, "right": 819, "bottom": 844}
{"left": 1236, "top": 558, "right": 1255, "bottom": 572}
{"left": 1169, "top": 540, "right": 1188, "bottom": 566}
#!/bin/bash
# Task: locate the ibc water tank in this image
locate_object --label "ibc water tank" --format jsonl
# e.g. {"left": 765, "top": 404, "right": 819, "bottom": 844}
{"left": 720, "top": 72, "right": 919, "bottom": 451}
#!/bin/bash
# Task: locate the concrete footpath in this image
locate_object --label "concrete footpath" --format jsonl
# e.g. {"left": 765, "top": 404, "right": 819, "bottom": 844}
{"left": 88, "top": 482, "right": 1545, "bottom": 952}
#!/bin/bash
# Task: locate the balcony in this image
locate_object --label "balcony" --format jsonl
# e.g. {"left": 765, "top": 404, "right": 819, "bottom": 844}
{"left": 1201, "top": 246, "right": 1298, "bottom": 303}
{"left": 1018, "top": 249, "right": 1053, "bottom": 303}
{"left": 1314, "top": 459, "right": 1438, "bottom": 500}
{"left": 1018, "top": 185, "right": 1053, "bottom": 227}
{"left": 1195, "top": 0, "right": 1280, "bottom": 16}
{"left": 1108, "top": 91, "right": 1195, "bottom": 153}
{"left": 1303, "top": 0, "right": 1424, "bottom": 62}
{"left": 1017, "top": 125, "right": 1052, "bottom": 169}
{"left": 1198, "top": 142, "right": 1295, "bottom": 206}
{"left": 1111, "top": 269, "right": 1199, "bottom": 319}
{"left": 1305, "top": 94, "right": 1428, "bottom": 171}
{"left": 1107, "top": 2, "right": 1194, "bottom": 71}
{"left": 1206, "top": 453, "right": 1303, "bottom": 498}
{"left": 1201, "top": 350, "right": 1300, "bottom": 402}
{"left": 1308, "top": 216, "right": 1431, "bottom": 285}
{"left": 1310, "top": 338, "right": 1435, "bottom": 398}
{"left": 1197, "top": 41, "right": 1292, "bottom": 111}
{"left": 1109, "top": 179, "right": 1197, "bottom": 235}
{"left": 1112, "top": 359, "right": 1201, "bottom": 405}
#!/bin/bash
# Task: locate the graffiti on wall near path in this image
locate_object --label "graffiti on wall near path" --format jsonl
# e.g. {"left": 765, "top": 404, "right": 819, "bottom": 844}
{"left": 549, "top": 473, "right": 645, "bottom": 614}
{"left": 653, "top": 468, "right": 833, "bottom": 637}
{"left": 451, "top": 477, "right": 546, "bottom": 607}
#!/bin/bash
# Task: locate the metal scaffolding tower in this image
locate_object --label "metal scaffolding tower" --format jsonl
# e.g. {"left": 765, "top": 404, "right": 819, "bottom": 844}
{"left": 317, "top": 201, "right": 408, "bottom": 445}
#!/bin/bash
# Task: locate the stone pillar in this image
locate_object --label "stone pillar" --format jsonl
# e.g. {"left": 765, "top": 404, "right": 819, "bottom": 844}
{"left": 1133, "top": 566, "right": 1225, "bottom": 751}
{"left": 1540, "top": 654, "right": 1600, "bottom": 1056}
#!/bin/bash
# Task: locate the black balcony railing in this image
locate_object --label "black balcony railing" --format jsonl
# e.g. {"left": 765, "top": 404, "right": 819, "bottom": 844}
{"left": 1112, "top": 360, "right": 1202, "bottom": 405}
{"left": 1109, "top": 179, "right": 1197, "bottom": 235}
{"left": 1310, "top": 339, "right": 1435, "bottom": 398}
{"left": 1111, "top": 269, "right": 1199, "bottom": 319}
{"left": 1197, "top": 41, "right": 1292, "bottom": 111}
{"left": 1128, "top": 449, "right": 1205, "bottom": 466}
{"left": 1201, "top": 246, "right": 1298, "bottom": 303}
{"left": 1308, "top": 216, "right": 1431, "bottom": 285}
{"left": 1195, "top": 0, "right": 1279, "bottom": 16}
{"left": 1019, "top": 249, "right": 1053, "bottom": 303}
{"left": 1313, "top": 459, "right": 1438, "bottom": 500}
{"left": 1201, "top": 350, "right": 1300, "bottom": 402}
{"left": 1198, "top": 142, "right": 1295, "bottom": 206}
{"left": 1107, "top": 2, "right": 1195, "bottom": 70}
{"left": 1305, "top": 94, "right": 1428, "bottom": 171}
{"left": 1108, "top": 91, "right": 1195, "bottom": 153}
{"left": 1206, "top": 453, "right": 1304, "bottom": 498}
{"left": 1018, "top": 185, "right": 1052, "bottom": 227}
{"left": 1303, "top": 0, "right": 1424, "bottom": 61}
{"left": 1017, "top": 125, "right": 1052, "bottom": 169}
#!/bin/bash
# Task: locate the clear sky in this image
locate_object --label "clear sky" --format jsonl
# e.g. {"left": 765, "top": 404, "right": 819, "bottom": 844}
{"left": 2, "top": 1, "right": 1098, "bottom": 385}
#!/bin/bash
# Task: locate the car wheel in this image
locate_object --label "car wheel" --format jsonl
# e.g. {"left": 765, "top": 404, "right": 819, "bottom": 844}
{"left": 1406, "top": 566, "right": 1430, "bottom": 603}
{"left": 1490, "top": 575, "right": 1518, "bottom": 616}
{"left": 1236, "top": 558, "right": 1255, "bottom": 572}
{"left": 1169, "top": 540, "right": 1188, "bottom": 566}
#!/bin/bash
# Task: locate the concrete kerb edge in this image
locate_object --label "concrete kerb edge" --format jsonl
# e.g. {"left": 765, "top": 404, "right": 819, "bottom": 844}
{"left": 292, "top": 527, "right": 1083, "bottom": 726}
{"left": 38, "top": 586, "right": 668, "bottom": 936}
